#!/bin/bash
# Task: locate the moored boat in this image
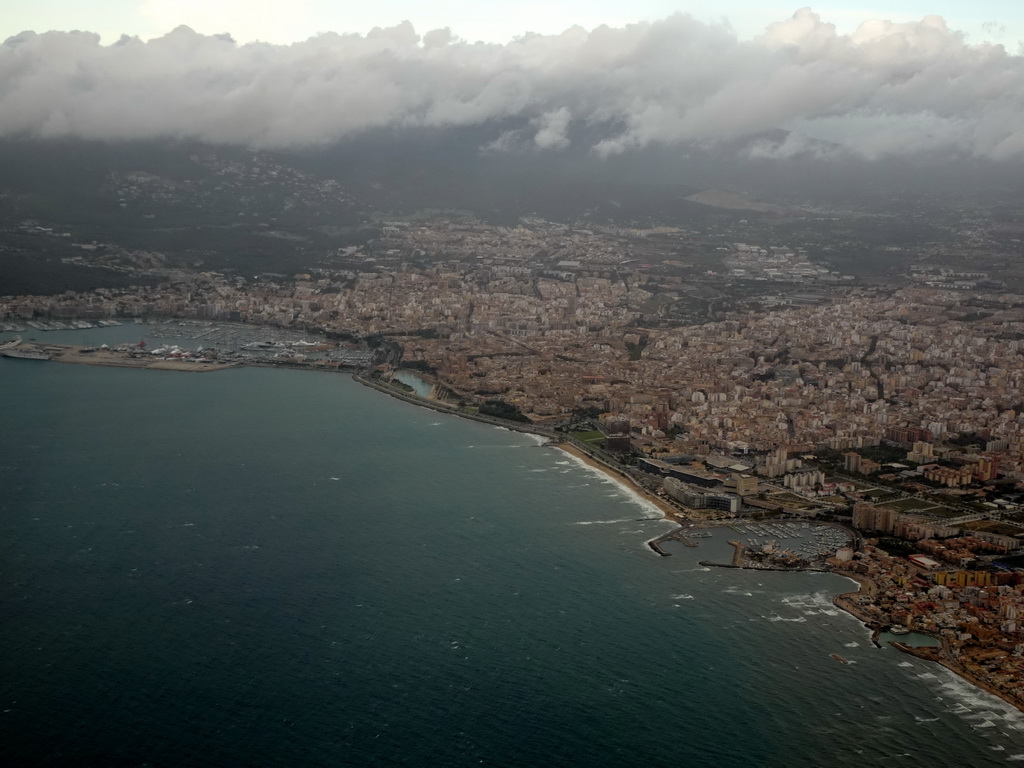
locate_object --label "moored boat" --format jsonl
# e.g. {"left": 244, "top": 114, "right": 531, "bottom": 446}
{"left": 1, "top": 347, "right": 51, "bottom": 361}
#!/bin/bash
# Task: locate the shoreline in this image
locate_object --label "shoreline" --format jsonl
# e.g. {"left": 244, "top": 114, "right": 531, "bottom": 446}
{"left": 553, "top": 442, "right": 682, "bottom": 522}
{"left": 831, "top": 572, "right": 1024, "bottom": 714}
{"left": 893, "top": 639, "right": 1024, "bottom": 713}
{"left": 352, "top": 371, "right": 556, "bottom": 437}
{"left": 353, "top": 376, "right": 1024, "bottom": 717}
{"left": 3, "top": 342, "right": 238, "bottom": 372}
{"left": 23, "top": 339, "right": 1021, "bottom": 717}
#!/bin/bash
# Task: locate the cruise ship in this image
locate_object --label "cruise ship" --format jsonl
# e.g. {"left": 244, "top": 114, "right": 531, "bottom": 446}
{"left": 1, "top": 341, "right": 51, "bottom": 361}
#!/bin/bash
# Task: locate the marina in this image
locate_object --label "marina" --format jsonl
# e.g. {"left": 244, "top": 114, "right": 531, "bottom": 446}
{"left": 652, "top": 518, "right": 852, "bottom": 570}
{"left": 738, "top": 521, "right": 851, "bottom": 565}
{"left": 0, "top": 320, "right": 380, "bottom": 371}
{"left": 21, "top": 319, "right": 123, "bottom": 331}
{"left": 5, "top": 324, "right": 1024, "bottom": 765}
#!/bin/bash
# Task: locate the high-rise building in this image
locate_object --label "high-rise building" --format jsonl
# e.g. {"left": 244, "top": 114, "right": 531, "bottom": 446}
{"left": 852, "top": 502, "right": 897, "bottom": 534}
{"left": 852, "top": 501, "right": 875, "bottom": 530}
{"left": 844, "top": 452, "right": 861, "bottom": 473}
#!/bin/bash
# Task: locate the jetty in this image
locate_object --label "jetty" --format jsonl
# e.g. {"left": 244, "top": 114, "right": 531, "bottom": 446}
{"left": 646, "top": 525, "right": 709, "bottom": 556}
{"left": 1, "top": 341, "right": 237, "bottom": 372}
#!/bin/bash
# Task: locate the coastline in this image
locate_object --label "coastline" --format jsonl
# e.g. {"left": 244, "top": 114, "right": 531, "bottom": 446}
{"left": 3, "top": 342, "right": 237, "bottom": 372}
{"left": 355, "top": 374, "right": 1024, "bottom": 720}
{"left": 831, "top": 572, "right": 882, "bottom": 644}
{"left": 831, "top": 571, "right": 1024, "bottom": 715}
{"left": 554, "top": 442, "right": 682, "bottom": 521}
{"left": 893, "top": 639, "right": 1024, "bottom": 714}
{"left": 30, "top": 339, "right": 1021, "bottom": 718}
{"left": 354, "top": 370, "right": 690, "bottom": 547}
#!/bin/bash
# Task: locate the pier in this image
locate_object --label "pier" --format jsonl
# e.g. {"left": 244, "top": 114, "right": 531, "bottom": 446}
{"left": 728, "top": 539, "right": 746, "bottom": 566}
{"left": 646, "top": 526, "right": 707, "bottom": 556}
{"left": 2, "top": 342, "right": 237, "bottom": 372}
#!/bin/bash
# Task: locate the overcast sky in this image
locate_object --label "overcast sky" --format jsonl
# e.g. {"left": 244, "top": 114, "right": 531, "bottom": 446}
{"left": 3, "top": 1, "right": 1022, "bottom": 46}
{"left": 2, "top": 3, "right": 1022, "bottom": 162}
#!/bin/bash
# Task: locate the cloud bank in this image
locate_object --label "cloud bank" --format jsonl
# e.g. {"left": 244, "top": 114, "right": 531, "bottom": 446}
{"left": 1, "top": 8, "right": 1022, "bottom": 160}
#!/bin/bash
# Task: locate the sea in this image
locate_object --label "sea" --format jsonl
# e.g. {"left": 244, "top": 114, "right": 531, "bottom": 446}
{"left": 3, "top": 325, "right": 1024, "bottom": 766}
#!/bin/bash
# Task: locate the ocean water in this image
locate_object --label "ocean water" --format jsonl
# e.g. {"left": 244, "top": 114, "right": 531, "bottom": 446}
{"left": 2, "top": 350, "right": 1024, "bottom": 766}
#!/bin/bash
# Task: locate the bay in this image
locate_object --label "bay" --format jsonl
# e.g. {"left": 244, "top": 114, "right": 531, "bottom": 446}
{"left": 2, "top": 346, "right": 1023, "bottom": 766}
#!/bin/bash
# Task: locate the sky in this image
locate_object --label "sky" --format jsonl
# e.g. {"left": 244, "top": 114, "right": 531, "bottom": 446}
{"left": 1, "top": 3, "right": 1023, "bottom": 162}
{"left": 3, "top": 1, "right": 1022, "bottom": 47}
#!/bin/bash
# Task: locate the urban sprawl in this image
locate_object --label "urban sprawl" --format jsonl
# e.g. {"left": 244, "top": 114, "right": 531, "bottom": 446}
{"left": 7, "top": 213, "right": 1024, "bottom": 708}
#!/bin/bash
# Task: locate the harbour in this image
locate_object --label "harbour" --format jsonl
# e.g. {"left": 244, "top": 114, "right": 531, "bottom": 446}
{"left": 4, "top": 325, "right": 1024, "bottom": 765}
{"left": 0, "top": 319, "right": 379, "bottom": 373}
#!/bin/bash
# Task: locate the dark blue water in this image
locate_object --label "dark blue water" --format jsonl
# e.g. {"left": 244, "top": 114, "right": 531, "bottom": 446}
{"left": 2, "top": 353, "right": 1023, "bottom": 766}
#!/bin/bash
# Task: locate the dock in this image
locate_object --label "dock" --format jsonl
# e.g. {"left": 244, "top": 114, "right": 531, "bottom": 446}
{"left": 647, "top": 526, "right": 704, "bottom": 556}
{"left": 1, "top": 342, "right": 237, "bottom": 372}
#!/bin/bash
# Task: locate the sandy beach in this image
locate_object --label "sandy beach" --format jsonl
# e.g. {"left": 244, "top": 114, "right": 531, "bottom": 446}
{"left": 357, "top": 379, "right": 1024, "bottom": 716}
{"left": 555, "top": 442, "right": 682, "bottom": 520}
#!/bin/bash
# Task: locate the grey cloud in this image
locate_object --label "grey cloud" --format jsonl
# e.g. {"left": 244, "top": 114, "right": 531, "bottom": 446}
{"left": 533, "top": 108, "right": 571, "bottom": 149}
{"left": 1, "top": 8, "right": 1022, "bottom": 160}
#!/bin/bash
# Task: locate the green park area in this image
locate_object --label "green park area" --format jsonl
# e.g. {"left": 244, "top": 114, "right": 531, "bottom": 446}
{"left": 876, "top": 497, "right": 933, "bottom": 513}
{"left": 874, "top": 498, "right": 962, "bottom": 518}
{"left": 915, "top": 505, "right": 963, "bottom": 519}
{"left": 962, "top": 520, "right": 1024, "bottom": 537}
{"left": 571, "top": 430, "right": 606, "bottom": 446}
{"left": 861, "top": 488, "right": 893, "bottom": 500}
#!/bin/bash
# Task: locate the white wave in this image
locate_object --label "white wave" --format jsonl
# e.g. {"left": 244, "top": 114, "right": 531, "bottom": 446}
{"left": 672, "top": 593, "right": 695, "bottom": 600}
{"left": 643, "top": 527, "right": 678, "bottom": 555}
{"left": 897, "top": 662, "right": 913, "bottom": 668}
{"left": 722, "top": 587, "right": 756, "bottom": 596}
{"left": 554, "top": 449, "right": 664, "bottom": 519}
{"left": 573, "top": 517, "right": 637, "bottom": 525}
{"left": 921, "top": 668, "right": 1024, "bottom": 730}
{"left": 765, "top": 615, "right": 806, "bottom": 623}
{"left": 529, "top": 468, "right": 547, "bottom": 473}
{"left": 844, "top": 642, "right": 859, "bottom": 648}
{"left": 780, "top": 592, "right": 837, "bottom": 611}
